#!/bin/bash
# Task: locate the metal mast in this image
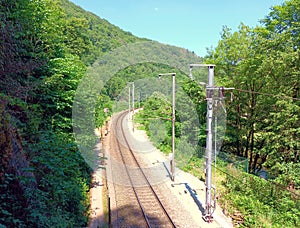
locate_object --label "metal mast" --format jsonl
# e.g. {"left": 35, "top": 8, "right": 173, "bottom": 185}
{"left": 205, "top": 65, "right": 215, "bottom": 222}
{"left": 128, "top": 85, "right": 131, "bottom": 116}
{"left": 132, "top": 82, "right": 135, "bottom": 119}
{"left": 159, "top": 73, "right": 176, "bottom": 181}
{"left": 128, "top": 82, "right": 134, "bottom": 130}
{"left": 189, "top": 64, "right": 216, "bottom": 222}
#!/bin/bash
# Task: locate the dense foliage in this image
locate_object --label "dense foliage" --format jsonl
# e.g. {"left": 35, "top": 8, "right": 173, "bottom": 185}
{"left": 221, "top": 166, "right": 300, "bottom": 227}
{"left": 0, "top": 0, "right": 143, "bottom": 226}
{"left": 206, "top": 0, "right": 299, "bottom": 185}
{"left": 133, "top": 70, "right": 207, "bottom": 164}
{"left": 133, "top": 0, "right": 299, "bottom": 226}
{"left": 60, "top": 0, "right": 144, "bottom": 65}
{"left": 204, "top": 0, "right": 299, "bottom": 226}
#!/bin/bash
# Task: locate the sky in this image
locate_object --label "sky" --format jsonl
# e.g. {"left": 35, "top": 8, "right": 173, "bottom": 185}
{"left": 69, "top": 0, "right": 285, "bottom": 57}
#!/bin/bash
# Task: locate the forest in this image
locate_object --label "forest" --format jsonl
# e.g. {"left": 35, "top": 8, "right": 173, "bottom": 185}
{"left": 0, "top": 0, "right": 299, "bottom": 227}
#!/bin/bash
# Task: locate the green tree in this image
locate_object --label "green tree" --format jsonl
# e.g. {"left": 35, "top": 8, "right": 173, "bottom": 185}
{"left": 64, "top": 17, "right": 92, "bottom": 58}
{"left": 40, "top": 54, "right": 86, "bottom": 131}
{"left": 0, "top": 0, "right": 92, "bottom": 226}
{"left": 206, "top": 0, "right": 299, "bottom": 177}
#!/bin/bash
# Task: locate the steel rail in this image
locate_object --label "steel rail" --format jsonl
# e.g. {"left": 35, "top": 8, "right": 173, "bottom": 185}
{"left": 114, "top": 110, "right": 176, "bottom": 228}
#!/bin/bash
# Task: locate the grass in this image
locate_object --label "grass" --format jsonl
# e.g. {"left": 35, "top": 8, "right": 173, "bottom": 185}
{"left": 102, "top": 176, "right": 109, "bottom": 227}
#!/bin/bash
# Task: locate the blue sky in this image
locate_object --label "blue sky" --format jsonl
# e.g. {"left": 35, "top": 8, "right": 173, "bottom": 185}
{"left": 69, "top": 0, "right": 285, "bottom": 57}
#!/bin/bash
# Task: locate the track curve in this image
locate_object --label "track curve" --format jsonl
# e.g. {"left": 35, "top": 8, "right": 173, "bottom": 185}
{"left": 109, "top": 110, "right": 176, "bottom": 227}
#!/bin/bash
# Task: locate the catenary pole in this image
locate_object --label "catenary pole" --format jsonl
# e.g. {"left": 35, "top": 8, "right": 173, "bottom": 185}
{"left": 159, "top": 73, "right": 176, "bottom": 181}
{"left": 128, "top": 86, "right": 131, "bottom": 116}
{"left": 128, "top": 85, "right": 131, "bottom": 116}
{"left": 189, "top": 64, "right": 234, "bottom": 222}
{"left": 205, "top": 65, "right": 214, "bottom": 221}
{"left": 128, "top": 82, "right": 134, "bottom": 130}
{"left": 132, "top": 82, "right": 134, "bottom": 119}
{"left": 189, "top": 64, "right": 215, "bottom": 222}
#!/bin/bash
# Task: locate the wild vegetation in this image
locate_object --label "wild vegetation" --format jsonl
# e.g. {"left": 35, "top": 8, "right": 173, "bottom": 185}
{"left": 206, "top": 1, "right": 299, "bottom": 181}
{"left": 0, "top": 0, "right": 299, "bottom": 227}
{"left": 135, "top": 0, "right": 299, "bottom": 226}
{"left": 203, "top": 1, "right": 300, "bottom": 225}
{"left": 0, "top": 0, "right": 142, "bottom": 226}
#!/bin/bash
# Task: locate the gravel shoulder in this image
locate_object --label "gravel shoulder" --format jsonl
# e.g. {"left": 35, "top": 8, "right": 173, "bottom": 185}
{"left": 89, "top": 111, "right": 234, "bottom": 227}
{"left": 126, "top": 111, "right": 233, "bottom": 228}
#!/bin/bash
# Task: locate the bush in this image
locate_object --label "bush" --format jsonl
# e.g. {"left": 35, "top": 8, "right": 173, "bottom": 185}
{"left": 27, "top": 131, "right": 92, "bottom": 227}
{"left": 223, "top": 167, "right": 300, "bottom": 227}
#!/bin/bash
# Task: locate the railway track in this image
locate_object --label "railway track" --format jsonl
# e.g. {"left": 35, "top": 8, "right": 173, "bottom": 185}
{"left": 108, "top": 111, "right": 176, "bottom": 227}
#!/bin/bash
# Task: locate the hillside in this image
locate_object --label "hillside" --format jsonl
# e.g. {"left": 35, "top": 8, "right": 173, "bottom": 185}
{"left": 61, "top": 0, "right": 147, "bottom": 64}
{"left": 0, "top": 0, "right": 201, "bottom": 227}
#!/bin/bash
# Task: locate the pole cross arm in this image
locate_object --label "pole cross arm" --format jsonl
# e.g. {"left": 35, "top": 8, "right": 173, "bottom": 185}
{"left": 159, "top": 73, "right": 176, "bottom": 78}
{"left": 189, "top": 64, "right": 215, "bottom": 82}
{"left": 190, "top": 64, "right": 215, "bottom": 67}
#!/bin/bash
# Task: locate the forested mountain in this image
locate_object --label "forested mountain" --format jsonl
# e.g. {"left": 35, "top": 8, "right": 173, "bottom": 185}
{"left": 60, "top": 0, "right": 145, "bottom": 64}
{"left": 0, "top": 0, "right": 200, "bottom": 226}
{"left": 0, "top": 0, "right": 151, "bottom": 226}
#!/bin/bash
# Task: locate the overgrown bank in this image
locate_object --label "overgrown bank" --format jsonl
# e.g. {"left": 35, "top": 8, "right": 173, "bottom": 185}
{"left": 135, "top": 103, "right": 300, "bottom": 227}
{"left": 0, "top": 0, "right": 141, "bottom": 226}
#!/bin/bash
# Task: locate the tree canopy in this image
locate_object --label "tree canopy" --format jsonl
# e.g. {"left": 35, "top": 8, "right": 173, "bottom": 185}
{"left": 206, "top": 1, "right": 299, "bottom": 182}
